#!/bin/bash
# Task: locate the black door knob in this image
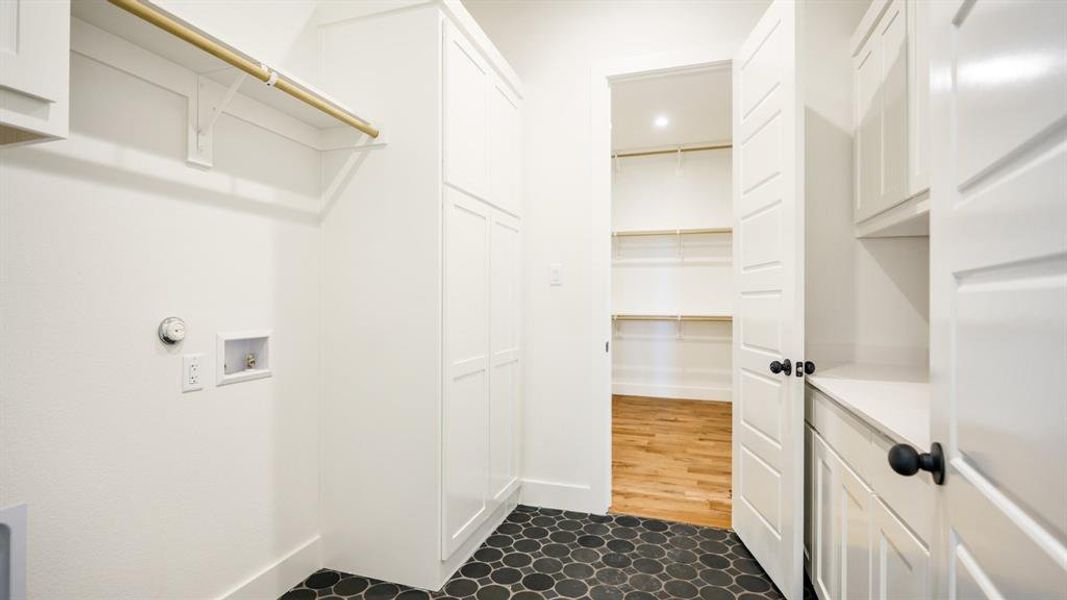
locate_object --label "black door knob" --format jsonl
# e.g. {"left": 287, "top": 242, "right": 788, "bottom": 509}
{"left": 804, "top": 361, "right": 816, "bottom": 375}
{"left": 769, "top": 359, "right": 792, "bottom": 376}
{"left": 888, "top": 442, "right": 945, "bottom": 485}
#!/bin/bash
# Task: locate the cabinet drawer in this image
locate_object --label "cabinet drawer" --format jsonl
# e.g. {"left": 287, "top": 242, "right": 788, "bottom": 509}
{"left": 809, "top": 386, "right": 874, "bottom": 484}
{"left": 866, "top": 431, "right": 934, "bottom": 544}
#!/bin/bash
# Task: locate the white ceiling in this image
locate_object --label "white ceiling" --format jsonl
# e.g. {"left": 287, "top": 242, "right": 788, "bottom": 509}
{"left": 611, "top": 67, "right": 732, "bottom": 152}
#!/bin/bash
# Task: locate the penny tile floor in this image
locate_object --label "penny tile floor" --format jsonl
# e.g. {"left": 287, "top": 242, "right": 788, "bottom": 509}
{"left": 281, "top": 505, "right": 814, "bottom": 600}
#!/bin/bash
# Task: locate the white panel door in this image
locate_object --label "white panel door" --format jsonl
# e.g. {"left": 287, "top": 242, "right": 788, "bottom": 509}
{"left": 442, "top": 187, "right": 491, "bottom": 559}
{"left": 731, "top": 0, "right": 805, "bottom": 597}
{"left": 489, "top": 210, "right": 520, "bottom": 503}
{"left": 0, "top": 0, "right": 68, "bottom": 102}
{"left": 488, "top": 81, "right": 520, "bottom": 215}
{"left": 929, "top": 0, "right": 1067, "bottom": 597}
{"left": 443, "top": 21, "right": 489, "bottom": 200}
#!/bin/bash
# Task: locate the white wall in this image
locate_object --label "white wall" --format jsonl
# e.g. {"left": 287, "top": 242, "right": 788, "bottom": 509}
{"left": 803, "top": 0, "right": 930, "bottom": 369}
{"left": 612, "top": 151, "right": 732, "bottom": 231}
{"left": 611, "top": 151, "right": 733, "bottom": 401}
{"left": 0, "top": 49, "right": 322, "bottom": 600}
{"left": 463, "top": 0, "right": 770, "bottom": 512}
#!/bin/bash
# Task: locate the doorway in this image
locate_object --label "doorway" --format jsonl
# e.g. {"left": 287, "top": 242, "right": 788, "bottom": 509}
{"left": 607, "top": 64, "right": 735, "bottom": 528}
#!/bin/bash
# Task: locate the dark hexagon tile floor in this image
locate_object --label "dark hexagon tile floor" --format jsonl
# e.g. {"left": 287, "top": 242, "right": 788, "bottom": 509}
{"left": 282, "top": 505, "right": 814, "bottom": 600}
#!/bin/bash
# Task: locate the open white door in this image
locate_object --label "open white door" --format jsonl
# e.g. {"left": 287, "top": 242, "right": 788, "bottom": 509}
{"left": 928, "top": 1, "right": 1067, "bottom": 597}
{"left": 730, "top": 1, "right": 804, "bottom": 598}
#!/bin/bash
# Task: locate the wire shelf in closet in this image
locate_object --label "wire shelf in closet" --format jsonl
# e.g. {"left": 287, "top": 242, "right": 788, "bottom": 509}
{"left": 612, "top": 314, "right": 732, "bottom": 322}
{"left": 612, "top": 227, "right": 732, "bottom": 238}
{"left": 611, "top": 143, "right": 732, "bottom": 159}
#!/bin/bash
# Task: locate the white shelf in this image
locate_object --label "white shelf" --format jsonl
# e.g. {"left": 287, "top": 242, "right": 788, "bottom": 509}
{"left": 855, "top": 189, "right": 930, "bottom": 238}
{"left": 612, "top": 257, "right": 731, "bottom": 267}
{"left": 612, "top": 227, "right": 732, "bottom": 237}
{"left": 71, "top": 0, "right": 371, "bottom": 136}
{"left": 612, "top": 313, "right": 732, "bottom": 322}
{"left": 807, "top": 362, "right": 930, "bottom": 449}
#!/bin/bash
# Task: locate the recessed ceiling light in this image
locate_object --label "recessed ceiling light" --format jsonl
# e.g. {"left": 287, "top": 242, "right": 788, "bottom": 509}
{"left": 654, "top": 115, "right": 669, "bottom": 128}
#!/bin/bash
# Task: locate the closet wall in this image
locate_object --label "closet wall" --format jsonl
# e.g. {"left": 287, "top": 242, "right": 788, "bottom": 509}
{"left": 0, "top": 23, "right": 323, "bottom": 600}
{"left": 611, "top": 151, "right": 733, "bottom": 400}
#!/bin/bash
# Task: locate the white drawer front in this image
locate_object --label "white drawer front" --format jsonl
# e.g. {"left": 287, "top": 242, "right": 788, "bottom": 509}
{"left": 810, "top": 387, "right": 874, "bottom": 484}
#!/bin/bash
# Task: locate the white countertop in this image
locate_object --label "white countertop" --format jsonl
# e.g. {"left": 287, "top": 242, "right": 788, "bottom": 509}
{"left": 807, "top": 363, "right": 931, "bottom": 449}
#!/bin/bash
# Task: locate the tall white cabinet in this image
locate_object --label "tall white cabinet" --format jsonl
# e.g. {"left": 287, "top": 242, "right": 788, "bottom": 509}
{"left": 319, "top": 0, "right": 522, "bottom": 590}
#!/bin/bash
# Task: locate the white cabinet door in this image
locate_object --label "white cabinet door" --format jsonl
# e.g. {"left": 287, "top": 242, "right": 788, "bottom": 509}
{"left": 853, "top": 31, "right": 882, "bottom": 223}
{"left": 812, "top": 434, "right": 838, "bottom": 600}
{"left": 871, "top": 497, "right": 928, "bottom": 599}
{"left": 442, "top": 187, "right": 492, "bottom": 559}
{"left": 731, "top": 0, "right": 805, "bottom": 597}
{"left": 0, "top": 0, "right": 67, "bottom": 102}
{"left": 0, "top": 0, "right": 69, "bottom": 143}
{"left": 443, "top": 22, "right": 489, "bottom": 200}
{"left": 879, "top": 0, "right": 908, "bottom": 210}
{"left": 853, "top": 0, "right": 909, "bottom": 223}
{"left": 905, "top": 0, "right": 929, "bottom": 196}
{"left": 488, "top": 81, "right": 520, "bottom": 215}
{"left": 837, "top": 449, "right": 873, "bottom": 600}
{"left": 929, "top": 0, "right": 1067, "bottom": 597}
{"left": 812, "top": 431, "right": 875, "bottom": 600}
{"left": 489, "top": 210, "right": 520, "bottom": 503}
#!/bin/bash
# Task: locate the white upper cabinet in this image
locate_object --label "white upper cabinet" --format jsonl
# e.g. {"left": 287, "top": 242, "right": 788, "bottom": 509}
{"left": 0, "top": 0, "right": 70, "bottom": 144}
{"left": 444, "top": 21, "right": 490, "bottom": 201}
{"left": 851, "top": 0, "right": 930, "bottom": 227}
{"left": 489, "top": 81, "right": 521, "bottom": 215}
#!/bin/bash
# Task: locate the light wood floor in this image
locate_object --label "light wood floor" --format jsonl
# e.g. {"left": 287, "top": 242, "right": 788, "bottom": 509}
{"left": 610, "top": 394, "right": 732, "bottom": 529}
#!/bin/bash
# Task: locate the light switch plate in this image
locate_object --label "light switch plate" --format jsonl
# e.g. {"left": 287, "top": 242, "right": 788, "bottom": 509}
{"left": 550, "top": 262, "right": 562, "bottom": 286}
{"left": 182, "top": 353, "right": 204, "bottom": 393}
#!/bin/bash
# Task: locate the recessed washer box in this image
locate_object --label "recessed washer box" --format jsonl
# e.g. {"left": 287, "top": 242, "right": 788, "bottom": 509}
{"left": 216, "top": 330, "right": 271, "bottom": 386}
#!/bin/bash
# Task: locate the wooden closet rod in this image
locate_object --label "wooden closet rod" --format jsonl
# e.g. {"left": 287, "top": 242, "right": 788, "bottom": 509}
{"left": 108, "top": 0, "right": 380, "bottom": 139}
{"left": 612, "top": 143, "right": 731, "bottom": 159}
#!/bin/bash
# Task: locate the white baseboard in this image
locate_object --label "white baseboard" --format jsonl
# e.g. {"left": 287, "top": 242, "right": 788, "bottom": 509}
{"left": 520, "top": 478, "right": 606, "bottom": 514}
{"left": 221, "top": 536, "right": 322, "bottom": 600}
{"left": 612, "top": 381, "right": 732, "bottom": 402}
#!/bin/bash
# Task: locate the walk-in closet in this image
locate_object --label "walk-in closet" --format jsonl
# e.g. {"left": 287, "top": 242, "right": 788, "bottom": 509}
{"left": 608, "top": 65, "right": 735, "bottom": 528}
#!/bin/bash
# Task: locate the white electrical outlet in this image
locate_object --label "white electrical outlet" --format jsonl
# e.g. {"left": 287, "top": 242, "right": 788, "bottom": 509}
{"left": 182, "top": 353, "right": 204, "bottom": 392}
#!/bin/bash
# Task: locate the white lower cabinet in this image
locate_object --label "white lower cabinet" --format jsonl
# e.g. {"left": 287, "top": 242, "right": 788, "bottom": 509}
{"left": 806, "top": 387, "right": 931, "bottom": 599}
{"left": 442, "top": 187, "right": 521, "bottom": 559}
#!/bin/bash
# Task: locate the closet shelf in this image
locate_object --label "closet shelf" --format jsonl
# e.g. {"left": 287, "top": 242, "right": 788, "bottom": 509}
{"left": 612, "top": 227, "right": 732, "bottom": 238}
{"left": 74, "top": 0, "right": 378, "bottom": 139}
{"left": 612, "top": 314, "right": 732, "bottom": 322}
{"left": 612, "top": 257, "right": 731, "bottom": 266}
{"left": 612, "top": 143, "right": 732, "bottom": 159}
{"left": 855, "top": 190, "right": 929, "bottom": 238}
